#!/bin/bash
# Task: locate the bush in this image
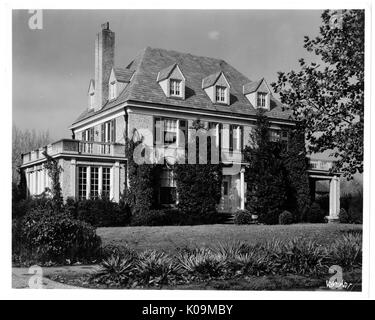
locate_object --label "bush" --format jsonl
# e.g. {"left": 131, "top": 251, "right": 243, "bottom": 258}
{"left": 279, "top": 210, "right": 294, "bottom": 225}
{"left": 306, "top": 202, "right": 325, "bottom": 223}
{"left": 68, "top": 198, "right": 131, "bottom": 227}
{"left": 93, "top": 254, "right": 135, "bottom": 286}
{"left": 339, "top": 208, "right": 350, "bottom": 224}
{"left": 233, "top": 210, "right": 252, "bottom": 225}
{"left": 328, "top": 232, "right": 362, "bottom": 268}
{"left": 12, "top": 195, "right": 52, "bottom": 220}
{"left": 130, "top": 208, "right": 227, "bottom": 226}
{"left": 19, "top": 210, "right": 102, "bottom": 264}
{"left": 178, "top": 248, "right": 225, "bottom": 278}
{"left": 137, "top": 250, "right": 179, "bottom": 285}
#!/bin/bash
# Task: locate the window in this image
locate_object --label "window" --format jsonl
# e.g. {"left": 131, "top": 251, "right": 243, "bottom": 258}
{"left": 109, "top": 82, "right": 116, "bottom": 100}
{"left": 102, "top": 167, "right": 111, "bottom": 198}
{"left": 78, "top": 167, "right": 87, "bottom": 200}
{"left": 216, "top": 86, "right": 227, "bottom": 103}
{"left": 257, "top": 92, "right": 267, "bottom": 108}
{"left": 101, "top": 120, "right": 116, "bottom": 143}
{"left": 269, "top": 129, "right": 289, "bottom": 150}
{"left": 229, "top": 125, "right": 234, "bottom": 152}
{"left": 169, "top": 79, "right": 181, "bottom": 97}
{"left": 78, "top": 166, "right": 111, "bottom": 200}
{"left": 154, "top": 117, "right": 177, "bottom": 146}
{"left": 90, "top": 167, "right": 99, "bottom": 199}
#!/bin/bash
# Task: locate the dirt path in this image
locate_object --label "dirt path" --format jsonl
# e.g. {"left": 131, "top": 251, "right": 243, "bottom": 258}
{"left": 12, "top": 265, "right": 97, "bottom": 289}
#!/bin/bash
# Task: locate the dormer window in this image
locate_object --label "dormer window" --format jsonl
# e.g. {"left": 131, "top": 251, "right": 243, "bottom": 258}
{"left": 243, "top": 78, "right": 271, "bottom": 110}
{"left": 108, "top": 67, "right": 134, "bottom": 101}
{"left": 157, "top": 63, "right": 186, "bottom": 99}
{"left": 202, "top": 71, "right": 230, "bottom": 105}
{"left": 257, "top": 92, "right": 267, "bottom": 108}
{"left": 216, "top": 86, "right": 227, "bottom": 103}
{"left": 169, "top": 79, "right": 182, "bottom": 97}
{"left": 109, "top": 81, "right": 116, "bottom": 100}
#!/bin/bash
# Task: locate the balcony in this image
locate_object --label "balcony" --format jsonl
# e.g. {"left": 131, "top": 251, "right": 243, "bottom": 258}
{"left": 22, "top": 139, "right": 126, "bottom": 166}
{"left": 307, "top": 158, "right": 335, "bottom": 172}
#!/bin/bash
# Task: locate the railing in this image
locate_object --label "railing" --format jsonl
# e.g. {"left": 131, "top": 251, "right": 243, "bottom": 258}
{"left": 308, "top": 158, "right": 334, "bottom": 172}
{"left": 22, "top": 139, "right": 126, "bottom": 165}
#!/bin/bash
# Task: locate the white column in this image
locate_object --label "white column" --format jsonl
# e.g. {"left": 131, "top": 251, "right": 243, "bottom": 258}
{"left": 240, "top": 168, "right": 245, "bottom": 210}
{"left": 328, "top": 175, "right": 340, "bottom": 222}
{"left": 113, "top": 162, "right": 120, "bottom": 202}
{"left": 86, "top": 166, "right": 91, "bottom": 199}
{"left": 70, "top": 159, "right": 76, "bottom": 198}
{"left": 98, "top": 166, "right": 103, "bottom": 197}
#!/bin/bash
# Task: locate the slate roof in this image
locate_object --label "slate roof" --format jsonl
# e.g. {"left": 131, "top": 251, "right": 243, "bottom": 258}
{"left": 202, "top": 71, "right": 223, "bottom": 89}
{"left": 72, "top": 47, "right": 292, "bottom": 125}
{"left": 113, "top": 67, "right": 134, "bottom": 83}
{"left": 157, "top": 63, "right": 178, "bottom": 82}
{"left": 243, "top": 78, "right": 264, "bottom": 94}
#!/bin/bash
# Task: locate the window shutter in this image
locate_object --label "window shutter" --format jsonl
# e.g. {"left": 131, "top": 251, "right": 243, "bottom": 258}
{"left": 154, "top": 117, "right": 162, "bottom": 145}
{"left": 101, "top": 124, "right": 105, "bottom": 142}
{"left": 111, "top": 119, "right": 116, "bottom": 142}
{"left": 89, "top": 127, "right": 94, "bottom": 141}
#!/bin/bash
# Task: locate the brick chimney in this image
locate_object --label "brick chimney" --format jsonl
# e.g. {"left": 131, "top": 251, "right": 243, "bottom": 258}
{"left": 94, "top": 22, "right": 115, "bottom": 111}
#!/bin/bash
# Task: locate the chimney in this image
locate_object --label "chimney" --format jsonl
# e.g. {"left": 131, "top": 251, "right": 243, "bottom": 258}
{"left": 94, "top": 22, "right": 115, "bottom": 111}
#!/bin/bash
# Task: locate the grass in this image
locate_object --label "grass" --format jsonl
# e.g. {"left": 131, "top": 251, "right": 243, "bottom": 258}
{"left": 97, "top": 223, "right": 362, "bottom": 253}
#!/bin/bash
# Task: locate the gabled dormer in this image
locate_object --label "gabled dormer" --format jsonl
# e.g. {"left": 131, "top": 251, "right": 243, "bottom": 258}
{"left": 202, "top": 71, "right": 230, "bottom": 105}
{"left": 108, "top": 67, "right": 134, "bottom": 100}
{"left": 157, "top": 63, "right": 185, "bottom": 99}
{"left": 243, "top": 78, "right": 271, "bottom": 110}
{"left": 87, "top": 79, "right": 95, "bottom": 109}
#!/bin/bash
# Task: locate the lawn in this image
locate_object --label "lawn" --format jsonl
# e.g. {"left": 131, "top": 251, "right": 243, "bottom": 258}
{"left": 97, "top": 223, "right": 362, "bottom": 253}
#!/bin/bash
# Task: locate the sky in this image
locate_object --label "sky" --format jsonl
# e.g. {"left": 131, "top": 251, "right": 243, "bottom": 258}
{"left": 12, "top": 9, "right": 323, "bottom": 140}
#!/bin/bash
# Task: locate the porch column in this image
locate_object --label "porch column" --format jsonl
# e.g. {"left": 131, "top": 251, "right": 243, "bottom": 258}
{"left": 328, "top": 175, "right": 340, "bottom": 222}
{"left": 113, "top": 161, "right": 120, "bottom": 202}
{"left": 70, "top": 159, "right": 76, "bottom": 198}
{"left": 240, "top": 168, "right": 245, "bottom": 210}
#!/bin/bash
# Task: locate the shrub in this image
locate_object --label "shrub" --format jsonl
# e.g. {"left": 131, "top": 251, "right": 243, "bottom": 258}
{"left": 279, "top": 210, "right": 294, "bottom": 225}
{"left": 306, "top": 202, "right": 325, "bottom": 223}
{"left": 130, "top": 209, "right": 170, "bottom": 226}
{"left": 136, "top": 250, "right": 179, "bottom": 285}
{"left": 328, "top": 232, "right": 362, "bottom": 268}
{"left": 265, "top": 237, "right": 327, "bottom": 275}
{"left": 178, "top": 248, "right": 225, "bottom": 278}
{"left": 233, "top": 210, "right": 252, "bottom": 225}
{"left": 93, "top": 254, "right": 135, "bottom": 286}
{"left": 69, "top": 198, "right": 131, "bottom": 227}
{"left": 339, "top": 208, "right": 350, "bottom": 224}
{"left": 12, "top": 195, "right": 52, "bottom": 220}
{"left": 20, "top": 210, "right": 101, "bottom": 264}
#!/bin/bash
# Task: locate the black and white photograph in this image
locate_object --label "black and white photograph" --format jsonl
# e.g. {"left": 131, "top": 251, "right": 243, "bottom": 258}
{"left": 2, "top": 0, "right": 373, "bottom": 304}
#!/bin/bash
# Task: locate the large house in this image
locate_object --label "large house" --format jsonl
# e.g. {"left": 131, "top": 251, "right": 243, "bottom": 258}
{"left": 20, "top": 22, "right": 341, "bottom": 222}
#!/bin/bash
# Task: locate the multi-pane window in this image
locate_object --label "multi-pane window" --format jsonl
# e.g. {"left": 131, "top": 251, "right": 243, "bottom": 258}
{"left": 78, "top": 166, "right": 111, "bottom": 200}
{"left": 109, "top": 82, "right": 116, "bottom": 100}
{"left": 90, "top": 167, "right": 99, "bottom": 199}
{"left": 102, "top": 167, "right": 111, "bottom": 198}
{"left": 154, "top": 118, "right": 178, "bottom": 146}
{"left": 101, "top": 119, "right": 116, "bottom": 154}
{"left": 216, "top": 86, "right": 226, "bottom": 103}
{"left": 257, "top": 92, "right": 267, "bottom": 108}
{"left": 169, "top": 79, "right": 181, "bottom": 96}
{"left": 78, "top": 167, "right": 87, "bottom": 200}
{"left": 269, "top": 129, "right": 289, "bottom": 150}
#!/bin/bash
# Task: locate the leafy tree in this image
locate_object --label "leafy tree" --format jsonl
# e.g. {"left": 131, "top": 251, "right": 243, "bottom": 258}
{"left": 12, "top": 125, "right": 51, "bottom": 184}
{"left": 244, "top": 110, "right": 288, "bottom": 224}
{"left": 281, "top": 124, "right": 311, "bottom": 221}
{"left": 272, "top": 10, "right": 364, "bottom": 178}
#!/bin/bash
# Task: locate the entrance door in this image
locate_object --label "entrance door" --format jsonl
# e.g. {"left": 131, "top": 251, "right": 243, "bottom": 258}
{"left": 222, "top": 177, "right": 231, "bottom": 212}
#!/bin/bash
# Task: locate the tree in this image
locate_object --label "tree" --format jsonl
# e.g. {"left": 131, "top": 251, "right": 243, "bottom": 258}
{"left": 272, "top": 10, "right": 364, "bottom": 178}
{"left": 12, "top": 125, "right": 51, "bottom": 183}
{"left": 244, "top": 110, "right": 288, "bottom": 224}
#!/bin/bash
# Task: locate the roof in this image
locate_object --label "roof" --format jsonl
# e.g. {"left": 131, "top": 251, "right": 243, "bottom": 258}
{"left": 202, "top": 71, "right": 222, "bottom": 89}
{"left": 243, "top": 78, "right": 264, "bottom": 94}
{"left": 72, "top": 47, "right": 292, "bottom": 125}
{"left": 157, "top": 63, "right": 178, "bottom": 82}
{"left": 113, "top": 67, "right": 134, "bottom": 83}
